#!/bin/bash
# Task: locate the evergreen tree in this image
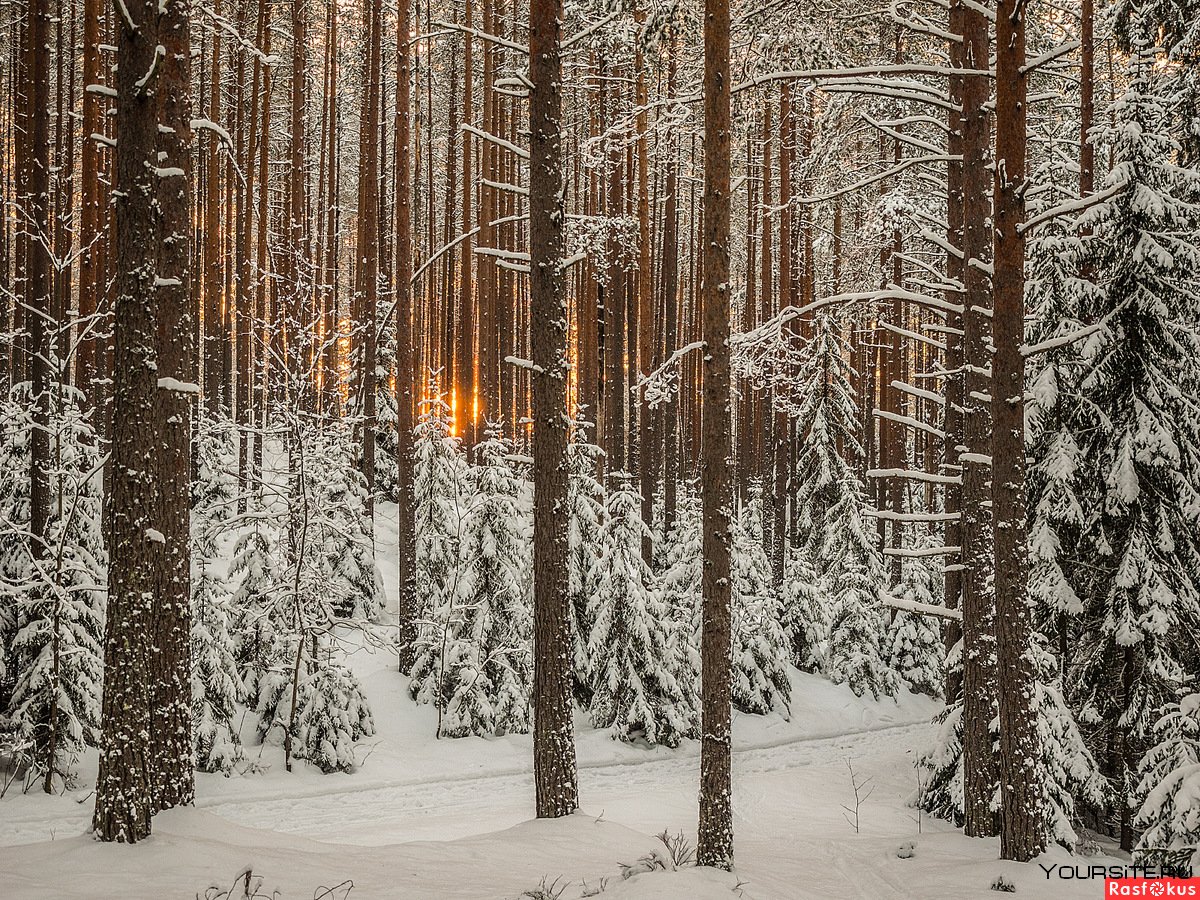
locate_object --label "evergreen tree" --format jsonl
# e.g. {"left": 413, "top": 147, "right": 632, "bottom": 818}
{"left": 589, "top": 478, "right": 692, "bottom": 747}
{"left": 731, "top": 499, "right": 790, "bottom": 716}
{"left": 823, "top": 490, "right": 896, "bottom": 700}
{"left": 190, "top": 556, "right": 242, "bottom": 774}
{"left": 1070, "top": 44, "right": 1200, "bottom": 844}
{"left": 0, "top": 386, "right": 106, "bottom": 790}
{"left": 658, "top": 490, "right": 703, "bottom": 724}
{"left": 566, "top": 417, "right": 605, "bottom": 704}
{"left": 1025, "top": 123, "right": 1095, "bottom": 650}
{"left": 408, "top": 392, "right": 468, "bottom": 695}
{"left": 291, "top": 661, "right": 376, "bottom": 773}
{"left": 1134, "top": 692, "right": 1200, "bottom": 872}
{"left": 790, "top": 311, "right": 864, "bottom": 566}
{"left": 887, "top": 547, "right": 945, "bottom": 698}
{"left": 778, "top": 554, "right": 826, "bottom": 673}
{"left": 439, "top": 430, "right": 533, "bottom": 738}
{"left": 310, "top": 425, "right": 381, "bottom": 621}
{"left": 228, "top": 505, "right": 286, "bottom": 712}
{"left": 1033, "top": 639, "right": 1109, "bottom": 848}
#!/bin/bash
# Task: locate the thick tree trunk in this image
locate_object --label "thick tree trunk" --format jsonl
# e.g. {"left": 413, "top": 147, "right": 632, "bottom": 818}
{"left": 529, "top": 0, "right": 579, "bottom": 819}
{"left": 956, "top": 0, "right": 1000, "bottom": 839}
{"left": 697, "top": 0, "right": 734, "bottom": 871}
{"left": 94, "top": 0, "right": 162, "bottom": 844}
{"left": 151, "top": 0, "right": 196, "bottom": 814}
{"left": 993, "top": 0, "right": 1044, "bottom": 862}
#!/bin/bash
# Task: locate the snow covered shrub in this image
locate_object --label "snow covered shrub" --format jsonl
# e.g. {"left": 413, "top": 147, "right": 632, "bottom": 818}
{"left": 291, "top": 662, "right": 375, "bottom": 773}
{"left": 731, "top": 500, "right": 790, "bottom": 716}
{"left": 778, "top": 554, "right": 826, "bottom": 673}
{"left": 228, "top": 508, "right": 287, "bottom": 711}
{"left": 191, "top": 558, "right": 243, "bottom": 774}
{"left": 658, "top": 490, "right": 702, "bottom": 723}
{"left": 0, "top": 385, "right": 106, "bottom": 789}
{"left": 567, "top": 417, "right": 605, "bottom": 704}
{"left": 1134, "top": 693, "right": 1200, "bottom": 872}
{"left": 437, "top": 430, "right": 533, "bottom": 738}
{"left": 1032, "top": 640, "right": 1108, "bottom": 848}
{"left": 408, "top": 392, "right": 468, "bottom": 695}
{"left": 589, "top": 478, "right": 693, "bottom": 746}
{"left": 887, "top": 550, "right": 945, "bottom": 698}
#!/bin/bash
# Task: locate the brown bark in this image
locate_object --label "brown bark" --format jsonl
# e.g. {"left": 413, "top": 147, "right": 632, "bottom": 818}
{"left": 151, "top": 0, "right": 196, "bottom": 814}
{"left": 395, "top": 0, "right": 418, "bottom": 672}
{"left": 697, "top": 0, "right": 734, "bottom": 870}
{"left": 529, "top": 0, "right": 580, "bottom": 819}
{"left": 956, "top": 0, "right": 1000, "bottom": 840}
{"left": 94, "top": 0, "right": 162, "bottom": 844}
{"left": 993, "top": 0, "right": 1044, "bottom": 862}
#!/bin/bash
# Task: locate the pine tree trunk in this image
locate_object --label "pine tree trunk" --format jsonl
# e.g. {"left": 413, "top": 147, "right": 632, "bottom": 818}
{"left": 94, "top": 0, "right": 162, "bottom": 843}
{"left": 529, "top": 0, "right": 579, "bottom": 819}
{"left": 941, "top": 1, "right": 966, "bottom": 704}
{"left": 151, "top": 0, "right": 196, "bottom": 813}
{"left": 956, "top": 0, "right": 1000, "bottom": 839}
{"left": 395, "top": 0, "right": 419, "bottom": 672}
{"left": 993, "top": 0, "right": 1044, "bottom": 862}
{"left": 697, "top": 0, "right": 734, "bottom": 871}
{"left": 660, "top": 42, "right": 680, "bottom": 536}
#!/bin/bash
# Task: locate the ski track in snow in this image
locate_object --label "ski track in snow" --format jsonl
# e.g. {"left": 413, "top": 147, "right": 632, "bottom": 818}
{"left": 207, "top": 721, "right": 931, "bottom": 843}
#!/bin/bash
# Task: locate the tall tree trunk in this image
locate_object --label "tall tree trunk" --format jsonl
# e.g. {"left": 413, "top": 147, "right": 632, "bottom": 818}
{"left": 151, "top": 0, "right": 196, "bottom": 814}
{"left": 395, "top": 0, "right": 418, "bottom": 672}
{"left": 529, "top": 0, "right": 580, "bottom": 819}
{"left": 992, "top": 0, "right": 1044, "bottom": 861}
{"left": 942, "top": 0, "right": 966, "bottom": 704}
{"left": 956, "top": 0, "right": 1000, "bottom": 840}
{"left": 697, "top": 0, "right": 734, "bottom": 871}
{"left": 94, "top": 0, "right": 162, "bottom": 843}
{"left": 357, "top": 0, "right": 382, "bottom": 511}
{"left": 660, "top": 42, "right": 680, "bottom": 536}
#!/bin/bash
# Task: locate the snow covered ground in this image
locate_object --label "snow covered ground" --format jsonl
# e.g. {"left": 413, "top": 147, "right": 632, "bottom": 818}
{"left": 0, "top": 503, "right": 1126, "bottom": 899}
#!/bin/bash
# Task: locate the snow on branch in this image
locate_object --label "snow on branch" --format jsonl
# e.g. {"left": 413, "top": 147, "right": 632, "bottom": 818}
{"left": 1021, "top": 322, "right": 1104, "bottom": 357}
{"left": 1018, "top": 177, "right": 1127, "bottom": 235}
{"left": 880, "top": 321, "right": 947, "bottom": 351}
{"left": 867, "top": 468, "right": 962, "bottom": 485}
{"left": 432, "top": 20, "right": 527, "bottom": 54}
{"left": 636, "top": 341, "right": 706, "bottom": 409}
{"left": 461, "top": 123, "right": 529, "bottom": 161}
{"left": 882, "top": 595, "right": 962, "bottom": 621}
{"left": 192, "top": 118, "right": 234, "bottom": 149}
{"left": 504, "top": 356, "right": 544, "bottom": 375}
{"left": 1020, "top": 40, "right": 1081, "bottom": 75}
{"left": 873, "top": 409, "right": 946, "bottom": 439}
{"left": 883, "top": 544, "right": 962, "bottom": 558}
{"left": 889, "top": 379, "right": 946, "bottom": 406}
{"left": 867, "top": 510, "right": 961, "bottom": 522}
{"left": 798, "top": 155, "right": 958, "bottom": 205}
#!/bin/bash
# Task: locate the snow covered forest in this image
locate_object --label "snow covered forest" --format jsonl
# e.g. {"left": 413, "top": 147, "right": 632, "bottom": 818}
{"left": 1, "top": 0, "right": 1200, "bottom": 896}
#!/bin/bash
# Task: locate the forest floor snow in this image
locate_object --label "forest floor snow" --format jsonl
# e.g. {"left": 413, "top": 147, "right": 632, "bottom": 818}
{"left": 0, "top": 502, "right": 1125, "bottom": 899}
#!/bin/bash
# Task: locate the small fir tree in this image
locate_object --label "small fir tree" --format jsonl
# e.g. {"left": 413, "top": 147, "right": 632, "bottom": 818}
{"left": 589, "top": 478, "right": 692, "bottom": 747}
{"left": 731, "top": 499, "right": 791, "bottom": 716}
{"left": 438, "top": 430, "right": 533, "bottom": 738}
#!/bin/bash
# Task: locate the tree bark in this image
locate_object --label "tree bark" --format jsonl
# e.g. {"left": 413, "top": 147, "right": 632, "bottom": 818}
{"left": 395, "top": 0, "right": 419, "bottom": 672}
{"left": 697, "top": 0, "right": 734, "bottom": 871}
{"left": 94, "top": 0, "right": 162, "bottom": 843}
{"left": 529, "top": 0, "right": 580, "bottom": 819}
{"left": 151, "top": 0, "right": 196, "bottom": 813}
{"left": 993, "top": 0, "right": 1044, "bottom": 862}
{"left": 956, "top": 0, "right": 1000, "bottom": 839}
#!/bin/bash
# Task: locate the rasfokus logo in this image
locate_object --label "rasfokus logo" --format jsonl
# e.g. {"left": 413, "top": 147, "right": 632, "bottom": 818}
{"left": 1104, "top": 879, "right": 1199, "bottom": 897}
